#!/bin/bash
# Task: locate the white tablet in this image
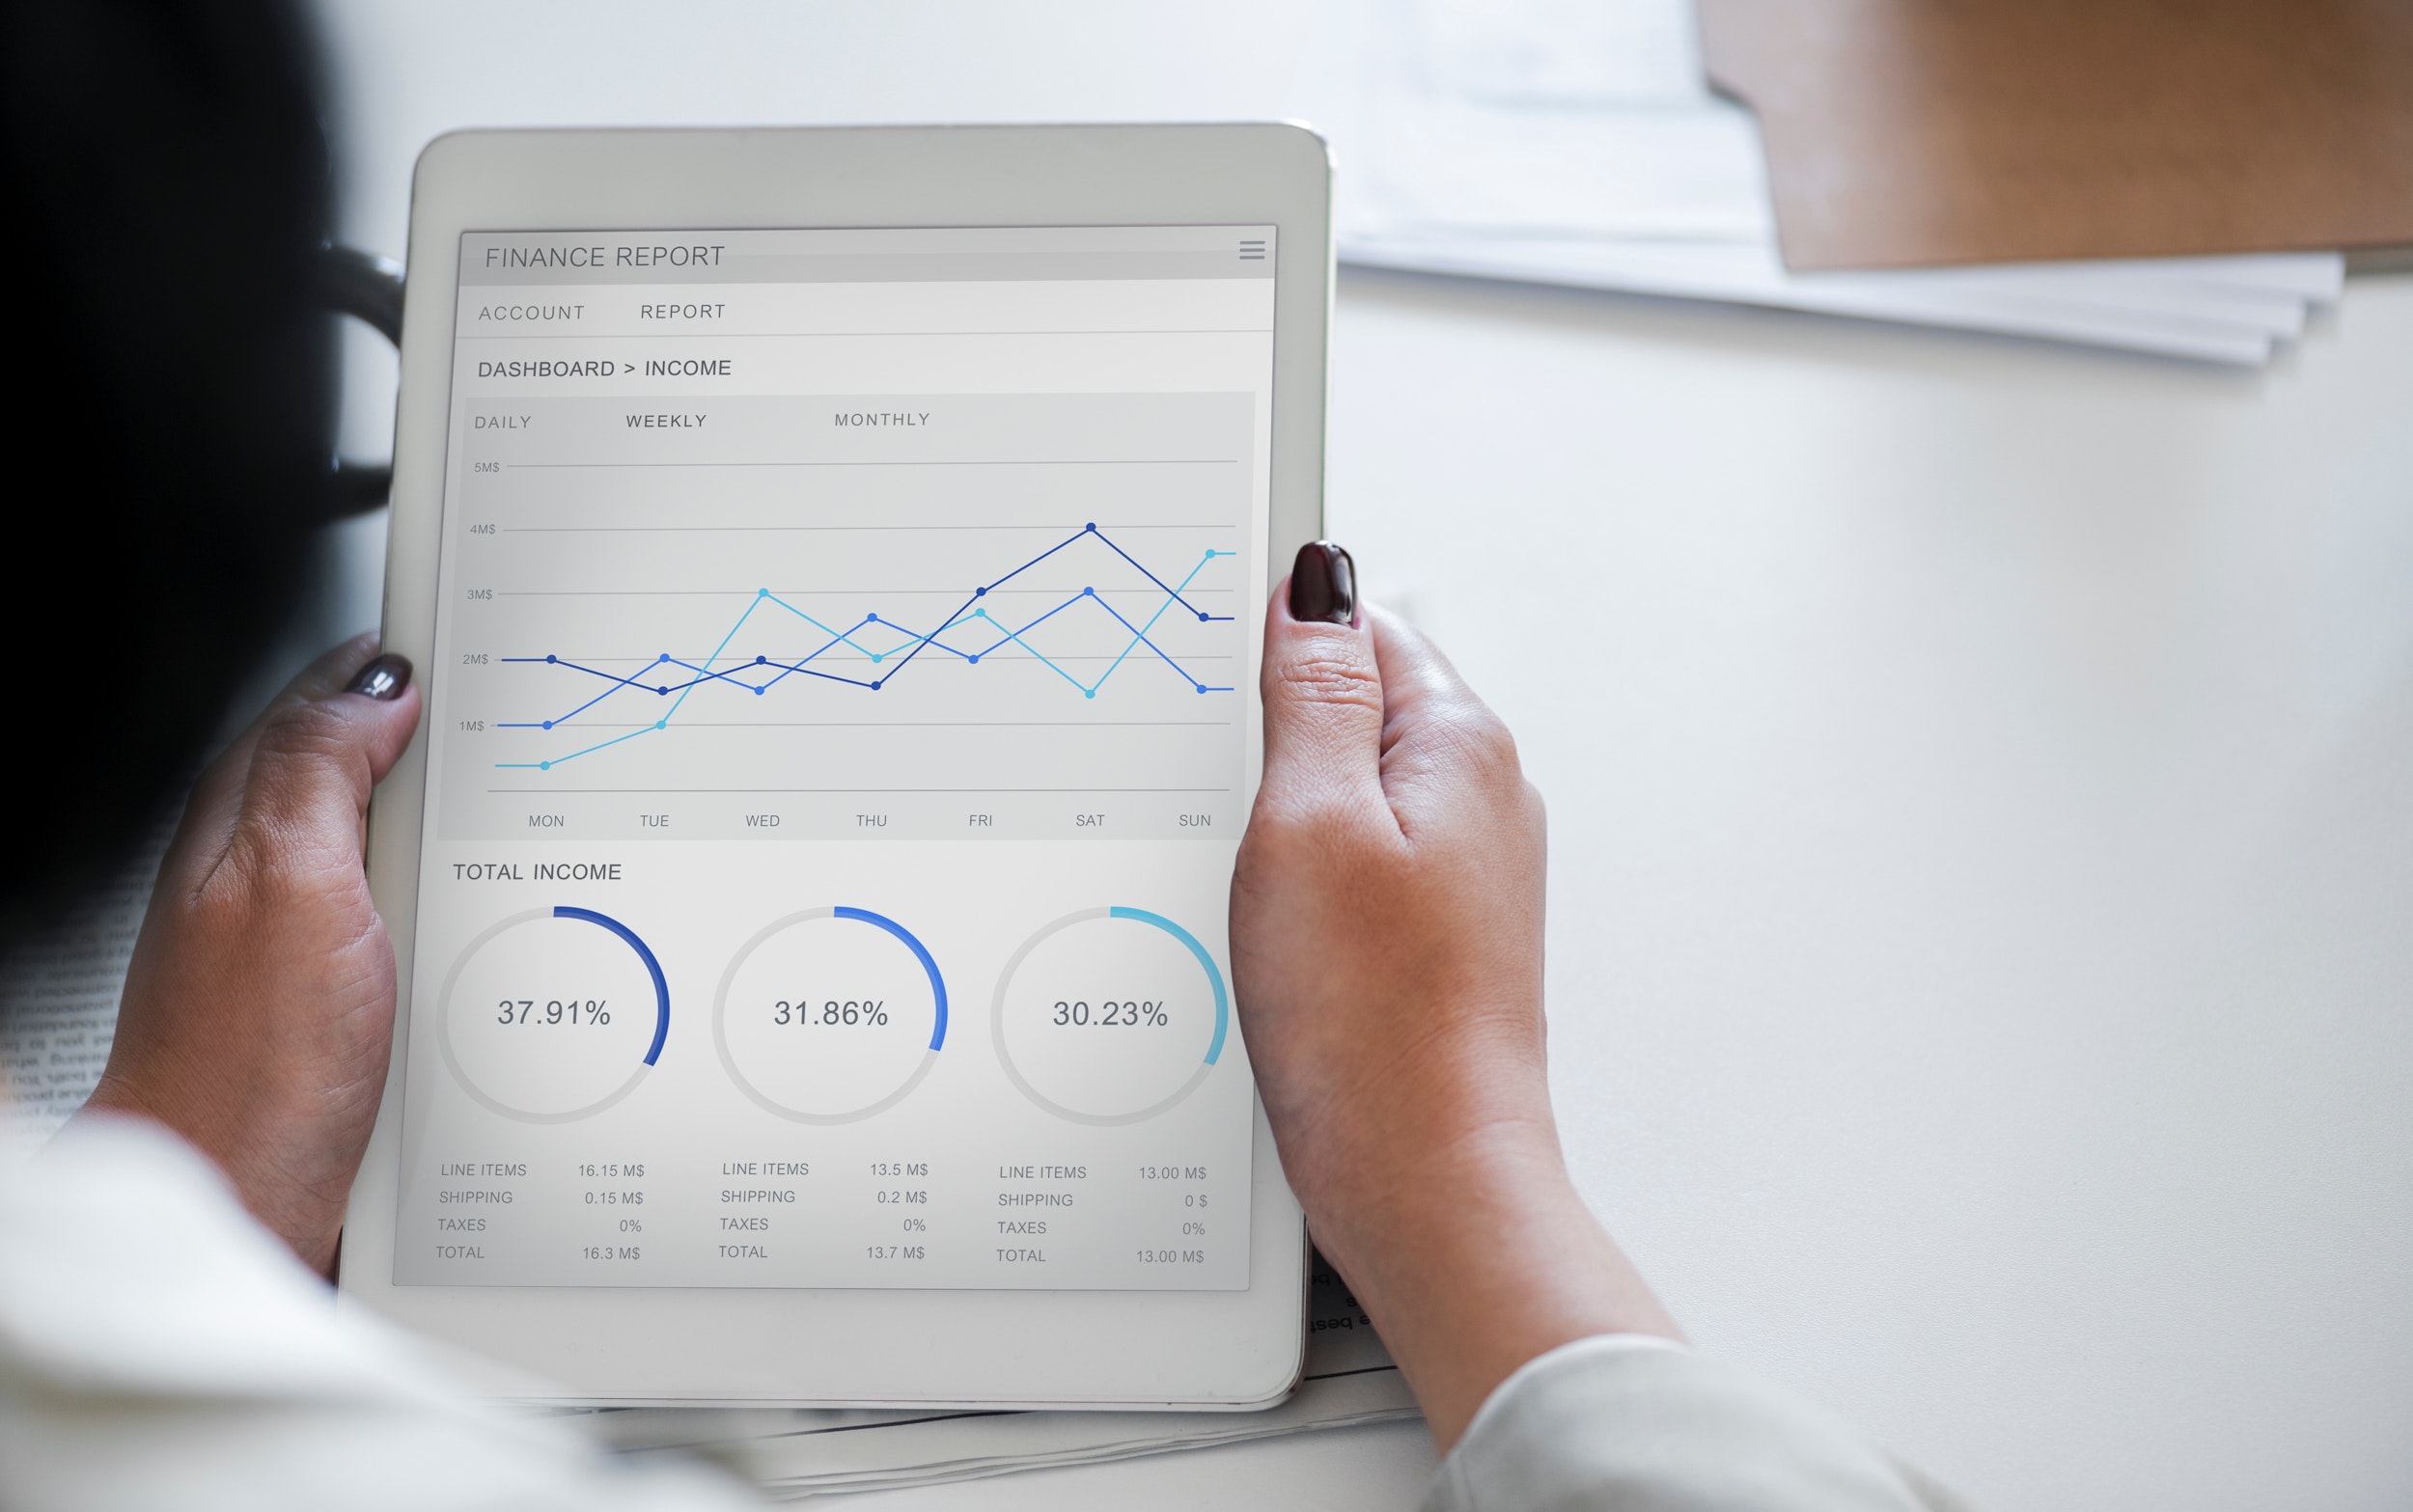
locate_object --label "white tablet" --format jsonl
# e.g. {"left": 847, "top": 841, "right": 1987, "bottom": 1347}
{"left": 341, "top": 124, "right": 1331, "bottom": 1408}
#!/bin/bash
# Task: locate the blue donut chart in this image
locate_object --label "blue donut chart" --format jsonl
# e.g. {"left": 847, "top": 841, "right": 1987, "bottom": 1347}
{"left": 436, "top": 904, "right": 672, "bottom": 1124}
{"left": 835, "top": 905, "right": 948, "bottom": 1051}
{"left": 554, "top": 905, "right": 672, "bottom": 1065}
{"left": 712, "top": 906, "right": 951, "bottom": 1124}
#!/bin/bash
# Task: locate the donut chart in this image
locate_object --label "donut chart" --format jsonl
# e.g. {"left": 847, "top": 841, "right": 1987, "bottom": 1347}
{"left": 991, "top": 906, "right": 1230, "bottom": 1126}
{"left": 713, "top": 906, "right": 950, "bottom": 1124}
{"left": 437, "top": 905, "right": 671, "bottom": 1123}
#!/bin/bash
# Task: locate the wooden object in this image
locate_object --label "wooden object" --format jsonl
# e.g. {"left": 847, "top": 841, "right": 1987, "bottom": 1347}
{"left": 1697, "top": 0, "right": 2413, "bottom": 269}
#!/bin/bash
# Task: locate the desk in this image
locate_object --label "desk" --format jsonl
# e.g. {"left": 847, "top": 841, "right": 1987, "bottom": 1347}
{"left": 310, "top": 6, "right": 2413, "bottom": 1507}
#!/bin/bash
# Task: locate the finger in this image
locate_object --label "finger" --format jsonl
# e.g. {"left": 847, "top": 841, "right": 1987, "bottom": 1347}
{"left": 1258, "top": 543, "right": 1388, "bottom": 819}
{"left": 168, "top": 637, "right": 419, "bottom": 883}
{"left": 1366, "top": 605, "right": 1528, "bottom": 826}
{"left": 1367, "top": 605, "right": 1484, "bottom": 750}
{"left": 217, "top": 652, "right": 420, "bottom": 888}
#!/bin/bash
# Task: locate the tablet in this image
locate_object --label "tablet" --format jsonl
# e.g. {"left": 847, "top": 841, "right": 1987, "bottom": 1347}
{"left": 340, "top": 124, "right": 1331, "bottom": 1408}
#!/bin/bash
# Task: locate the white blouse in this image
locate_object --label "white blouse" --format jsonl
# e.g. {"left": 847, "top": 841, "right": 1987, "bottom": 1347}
{"left": 1, "top": 1117, "right": 1957, "bottom": 1512}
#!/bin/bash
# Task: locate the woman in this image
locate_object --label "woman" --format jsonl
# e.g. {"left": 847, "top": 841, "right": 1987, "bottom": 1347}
{"left": 0, "top": 2, "right": 1956, "bottom": 1507}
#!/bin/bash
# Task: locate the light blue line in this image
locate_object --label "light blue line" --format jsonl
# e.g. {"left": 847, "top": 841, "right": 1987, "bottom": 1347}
{"left": 497, "top": 527, "right": 1234, "bottom": 767}
{"left": 980, "top": 615, "right": 1092, "bottom": 694}
{"left": 763, "top": 593, "right": 887, "bottom": 659}
{"left": 553, "top": 725, "right": 662, "bottom": 765}
{"left": 1093, "top": 597, "right": 1206, "bottom": 687}
{"left": 1090, "top": 553, "right": 1220, "bottom": 692}
{"left": 758, "top": 615, "right": 881, "bottom": 689}
{"left": 666, "top": 595, "right": 762, "bottom": 720}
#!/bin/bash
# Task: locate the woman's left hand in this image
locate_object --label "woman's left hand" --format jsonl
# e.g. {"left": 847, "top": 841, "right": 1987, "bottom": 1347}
{"left": 84, "top": 635, "right": 421, "bottom": 1278}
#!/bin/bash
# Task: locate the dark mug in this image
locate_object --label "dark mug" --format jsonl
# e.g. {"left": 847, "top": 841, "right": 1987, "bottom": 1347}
{"left": 319, "top": 242, "right": 405, "bottom": 519}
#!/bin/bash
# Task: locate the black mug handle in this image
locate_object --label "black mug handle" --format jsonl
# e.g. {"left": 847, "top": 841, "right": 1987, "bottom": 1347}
{"left": 319, "top": 242, "right": 405, "bottom": 519}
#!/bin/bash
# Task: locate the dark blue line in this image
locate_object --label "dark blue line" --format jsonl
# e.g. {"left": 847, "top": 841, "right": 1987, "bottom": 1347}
{"left": 503, "top": 526, "right": 1234, "bottom": 753}
{"left": 1095, "top": 532, "right": 1212, "bottom": 619}
{"left": 761, "top": 661, "right": 880, "bottom": 691}
{"left": 981, "top": 532, "right": 1092, "bottom": 593}
{"left": 869, "top": 592, "right": 979, "bottom": 680}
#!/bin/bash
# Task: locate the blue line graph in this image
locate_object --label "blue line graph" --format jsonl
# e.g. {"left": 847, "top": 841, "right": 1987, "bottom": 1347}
{"left": 495, "top": 524, "right": 1236, "bottom": 772}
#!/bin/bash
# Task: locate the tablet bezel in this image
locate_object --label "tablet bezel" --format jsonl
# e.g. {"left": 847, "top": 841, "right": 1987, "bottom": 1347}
{"left": 341, "top": 124, "right": 1330, "bottom": 1408}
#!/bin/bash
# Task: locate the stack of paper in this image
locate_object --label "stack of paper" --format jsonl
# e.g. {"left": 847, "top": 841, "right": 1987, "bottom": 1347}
{"left": 0, "top": 826, "right": 166, "bottom": 1141}
{"left": 580, "top": 1260, "right": 1417, "bottom": 1498}
{"left": 1329, "top": 0, "right": 2344, "bottom": 364}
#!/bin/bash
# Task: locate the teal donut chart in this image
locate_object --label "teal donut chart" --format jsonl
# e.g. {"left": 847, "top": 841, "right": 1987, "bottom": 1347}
{"left": 990, "top": 906, "right": 1231, "bottom": 1126}
{"left": 1107, "top": 906, "right": 1228, "bottom": 1066}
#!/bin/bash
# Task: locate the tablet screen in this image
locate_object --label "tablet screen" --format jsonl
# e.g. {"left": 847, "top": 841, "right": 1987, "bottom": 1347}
{"left": 396, "top": 226, "right": 1274, "bottom": 1290}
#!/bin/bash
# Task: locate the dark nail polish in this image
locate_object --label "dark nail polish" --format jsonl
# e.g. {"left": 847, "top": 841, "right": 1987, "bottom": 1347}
{"left": 348, "top": 653, "right": 411, "bottom": 701}
{"left": 1289, "top": 541, "right": 1356, "bottom": 625}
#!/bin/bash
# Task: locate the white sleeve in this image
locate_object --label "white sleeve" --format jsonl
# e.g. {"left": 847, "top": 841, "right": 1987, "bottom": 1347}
{"left": 0, "top": 1114, "right": 759, "bottom": 1512}
{"left": 1424, "top": 1336, "right": 1968, "bottom": 1512}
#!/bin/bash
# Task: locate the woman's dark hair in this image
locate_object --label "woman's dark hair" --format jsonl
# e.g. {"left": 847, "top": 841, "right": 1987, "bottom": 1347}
{"left": 0, "top": 0, "right": 328, "bottom": 942}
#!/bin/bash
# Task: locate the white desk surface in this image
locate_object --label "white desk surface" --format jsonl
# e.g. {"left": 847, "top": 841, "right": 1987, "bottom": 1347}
{"left": 311, "top": 6, "right": 2413, "bottom": 1508}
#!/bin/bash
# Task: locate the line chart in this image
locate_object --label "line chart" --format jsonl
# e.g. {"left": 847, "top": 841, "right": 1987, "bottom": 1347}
{"left": 494, "top": 524, "right": 1238, "bottom": 772}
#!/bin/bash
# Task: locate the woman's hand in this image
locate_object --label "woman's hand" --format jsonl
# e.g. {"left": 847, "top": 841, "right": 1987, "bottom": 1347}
{"left": 84, "top": 635, "right": 420, "bottom": 1278}
{"left": 1233, "top": 544, "right": 1678, "bottom": 1450}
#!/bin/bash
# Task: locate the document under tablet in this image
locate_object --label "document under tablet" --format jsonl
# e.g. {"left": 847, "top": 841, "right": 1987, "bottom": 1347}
{"left": 399, "top": 225, "right": 1276, "bottom": 1292}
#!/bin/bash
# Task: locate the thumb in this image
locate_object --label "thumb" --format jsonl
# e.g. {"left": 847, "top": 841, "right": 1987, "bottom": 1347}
{"left": 172, "top": 637, "right": 422, "bottom": 882}
{"left": 1258, "top": 542, "right": 1387, "bottom": 819}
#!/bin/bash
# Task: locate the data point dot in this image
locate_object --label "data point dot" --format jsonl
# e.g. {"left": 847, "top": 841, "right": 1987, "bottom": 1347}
{"left": 754, "top": 686, "right": 764, "bottom": 696}
{"left": 656, "top": 686, "right": 668, "bottom": 695}
{"left": 1196, "top": 685, "right": 1206, "bottom": 694}
{"left": 655, "top": 720, "right": 667, "bottom": 729}
{"left": 867, "top": 613, "right": 880, "bottom": 623}
{"left": 1197, "top": 611, "right": 1208, "bottom": 621}
{"left": 541, "top": 721, "right": 554, "bottom": 729}
{"left": 545, "top": 653, "right": 557, "bottom": 663}
{"left": 873, "top": 680, "right": 884, "bottom": 690}
{"left": 758, "top": 588, "right": 769, "bottom": 597}
{"left": 975, "top": 586, "right": 986, "bottom": 596}
{"left": 1083, "top": 587, "right": 1096, "bottom": 596}
{"left": 969, "top": 654, "right": 981, "bottom": 664}
{"left": 1085, "top": 522, "right": 1096, "bottom": 531}
{"left": 755, "top": 654, "right": 766, "bottom": 664}
{"left": 539, "top": 761, "right": 551, "bottom": 771}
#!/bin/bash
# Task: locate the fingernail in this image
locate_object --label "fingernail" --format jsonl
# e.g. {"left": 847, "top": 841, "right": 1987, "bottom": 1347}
{"left": 347, "top": 653, "right": 411, "bottom": 701}
{"left": 1289, "top": 541, "right": 1356, "bottom": 625}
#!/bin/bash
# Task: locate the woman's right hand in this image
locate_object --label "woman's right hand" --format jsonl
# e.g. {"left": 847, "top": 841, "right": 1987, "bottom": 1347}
{"left": 1232, "top": 543, "right": 1678, "bottom": 1451}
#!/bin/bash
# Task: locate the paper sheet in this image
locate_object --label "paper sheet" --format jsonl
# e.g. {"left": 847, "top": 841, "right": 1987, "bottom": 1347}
{"left": 0, "top": 823, "right": 170, "bottom": 1141}
{"left": 1327, "top": 0, "right": 2345, "bottom": 364}
{"left": 582, "top": 1258, "right": 1418, "bottom": 1498}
